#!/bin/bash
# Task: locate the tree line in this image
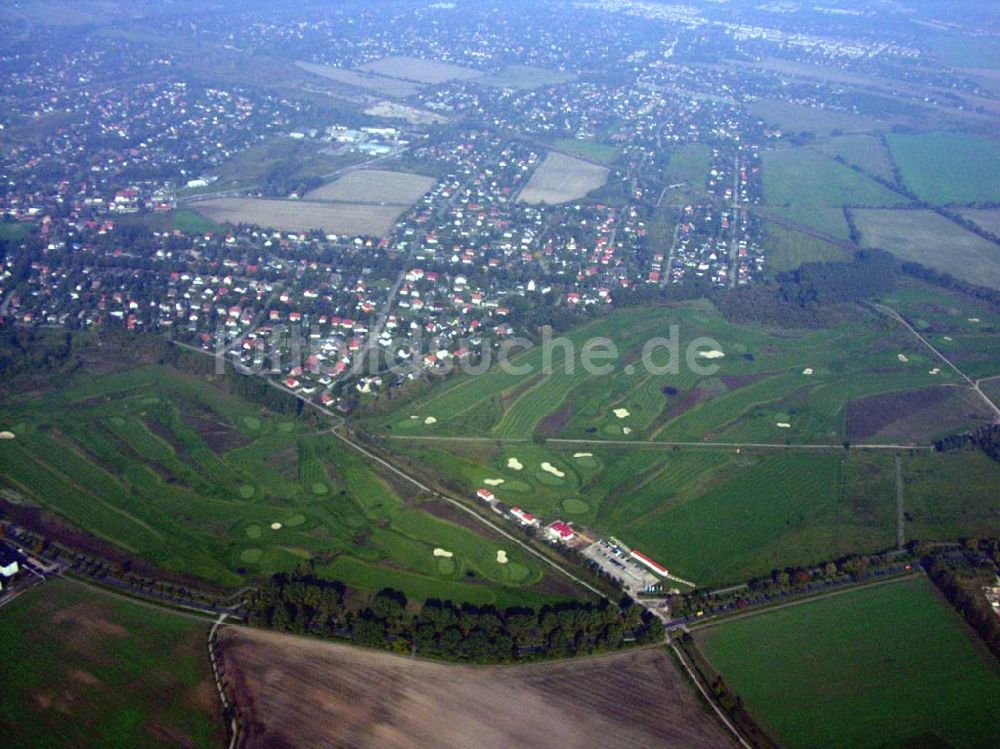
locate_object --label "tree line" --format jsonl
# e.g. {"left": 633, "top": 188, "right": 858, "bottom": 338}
{"left": 934, "top": 424, "right": 1000, "bottom": 465}
{"left": 244, "top": 570, "right": 664, "bottom": 663}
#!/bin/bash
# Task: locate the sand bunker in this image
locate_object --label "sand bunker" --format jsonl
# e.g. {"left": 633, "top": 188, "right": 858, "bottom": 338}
{"left": 496, "top": 550, "right": 508, "bottom": 564}
{"left": 541, "top": 462, "right": 566, "bottom": 478}
{"left": 270, "top": 522, "right": 283, "bottom": 530}
{"left": 484, "top": 478, "right": 505, "bottom": 486}
{"left": 897, "top": 354, "right": 909, "bottom": 362}
{"left": 697, "top": 350, "right": 725, "bottom": 359}
{"left": 968, "top": 317, "right": 980, "bottom": 323}
{"left": 623, "top": 427, "right": 632, "bottom": 435}
{"left": 776, "top": 422, "right": 791, "bottom": 428}
{"left": 0, "top": 431, "right": 14, "bottom": 440}
{"left": 433, "top": 548, "right": 454, "bottom": 558}
{"left": 802, "top": 368, "right": 813, "bottom": 375}
{"left": 613, "top": 408, "right": 630, "bottom": 419}
{"left": 929, "top": 367, "right": 941, "bottom": 375}
{"left": 573, "top": 452, "right": 593, "bottom": 458}
{"left": 507, "top": 457, "right": 523, "bottom": 471}
{"left": 424, "top": 416, "right": 437, "bottom": 425}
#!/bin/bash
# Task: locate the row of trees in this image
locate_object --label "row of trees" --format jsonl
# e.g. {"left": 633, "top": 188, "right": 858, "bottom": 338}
{"left": 245, "top": 571, "right": 664, "bottom": 662}
{"left": 671, "top": 549, "right": 914, "bottom": 619}
{"left": 713, "top": 250, "right": 898, "bottom": 328}
{"left": 926, "top": 544, "right": 1000, "bottom": 661}
{"left": 934, "top": 424, "right": 1000, "bottom": 465}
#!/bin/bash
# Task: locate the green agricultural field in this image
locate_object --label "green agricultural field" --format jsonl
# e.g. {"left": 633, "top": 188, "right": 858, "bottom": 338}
{"left": 815, "top": 134, "right": 895, "bottom": 180}
{"left": 0, "top": 578, "right": 224, "bottom": 749}
{"left": 763, "top": 148, "right": 908, "bottom": 238}
{"left": 696, "top": 577, "right": 1000, "bottom": 749}
{"left": 886, "top": 132, "right": 1000, "bottom": 204}
{"left": 663, "top": 142, "right": 711, "bottom": 188}
{"left": 552, "top": 138, "right": 619, "bottom": 165}
{"left": 0, "top": 364, "right": 557, "bottom": 604}
{"left": 902, "top": 450, "right": 1000, "bottom": 541}
{"left": 170, "top": 209, "right": 225, "bottom": 235}
{"left": 854, "top": 208, "right": 1000, "bottom": 289}
{"left": 763, "top": 222, "right": 852, "bottom": 273}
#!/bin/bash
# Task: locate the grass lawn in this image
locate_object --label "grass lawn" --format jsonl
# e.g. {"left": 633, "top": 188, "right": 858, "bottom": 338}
{"left": 0, "top": 578, "right": 224, "bottom": 749}
{"left": 696, "top": 576, "right": 1000, "bottom": 749}
{"left": 886, "top": 132, "right": 1000, "bottom": 205}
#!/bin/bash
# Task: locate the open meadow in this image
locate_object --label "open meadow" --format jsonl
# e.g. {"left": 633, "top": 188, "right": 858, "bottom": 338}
{"left": 854, "top": 208, "right": 1000, "bottom": 288}
{"left": 762, "top": 147, "right": 908, "bottom": 238}
{"left": 0, "top": 578, "right": 224, "bottom": 749}
{"left": 695, "top": 576, "right": 1000, "bottom": 749}
{"left": 886, "top": 131, "right": 1000, "bottom": 204}
{"left": 0, "top": 364, "right": 566, "bottom": 606}
{"left": 762, "top": 223, "right": 852, "bottom": 273}
{"left": 518, "top": 152, "right": 610, "bottom": 205}
{"left": 815, "top": 134, "right": 895, "bottom": 180}
{"left": 219, "top": 626, "right": 731, "bottom": 749}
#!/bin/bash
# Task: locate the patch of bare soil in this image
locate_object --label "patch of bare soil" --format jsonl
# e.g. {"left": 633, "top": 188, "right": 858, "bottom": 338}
{"left": 219, "top": 627, "right": 733, "bottom": 749}
{"left": 846, "top": 386, "right": 994, "bottom": 441}
{"left": 536, "top": 398, "right": 576, "bottom": 437}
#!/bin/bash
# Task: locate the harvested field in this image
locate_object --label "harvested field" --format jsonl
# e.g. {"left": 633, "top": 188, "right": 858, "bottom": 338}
{"left": 219, "top": 627, "right": 732, "bottom": 749}
{"left": 846, "top": 386, "right": 995, "bottom": 442}
{"left": 518, "top": 152, "right": 609, "bottom": 205}
{"left": 854, "top": 208, "right": 1000, "bottom": 288}
{"left": 356, "top": 55, "right": 483, "bottom": 84}
{"left": 192, "top": 197, "right": 405, "bottom": 236}
{"left": 294, "top": 61, "right": 422, "bottom": 97}
{"left": 305, "top": 169, "right": 435, "bottom": 204}
{"left": 364, "top": 100, "right": 447, "bottom": 124}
